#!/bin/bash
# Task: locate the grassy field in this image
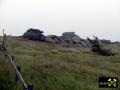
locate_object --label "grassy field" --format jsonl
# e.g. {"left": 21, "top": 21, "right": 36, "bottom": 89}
{"left": 0, "top": 36, "right": 120, "bottom": 90}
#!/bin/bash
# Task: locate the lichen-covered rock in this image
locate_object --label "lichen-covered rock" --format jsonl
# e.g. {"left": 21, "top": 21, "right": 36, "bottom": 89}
{"left": 45, "top": 35, "right": 61, "bottom": 44}
{"left": 61, "top": 32, "right": 88, "bottom": 46}
{"left": 23, "top": 28, "right": 45, "bottom": 41}
{"left": 45, "top": 32, "right": 89, "bottom": 46}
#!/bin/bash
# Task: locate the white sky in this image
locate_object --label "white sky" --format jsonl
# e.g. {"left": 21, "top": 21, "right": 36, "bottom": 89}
{"left": 0, "top": 0, "right": 120, "bottom": 41}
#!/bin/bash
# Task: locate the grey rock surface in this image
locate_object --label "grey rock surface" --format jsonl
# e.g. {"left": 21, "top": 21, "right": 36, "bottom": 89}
{"left": 23, "top": 29, "right": 89, "bottom": 47}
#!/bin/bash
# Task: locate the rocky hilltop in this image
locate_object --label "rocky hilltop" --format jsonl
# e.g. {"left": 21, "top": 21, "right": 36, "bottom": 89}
{"left": 23, "top": 28, "right": 89, "bottom": 47}
{"left": 23, "top": 28, "right": 115, "bottom": 47}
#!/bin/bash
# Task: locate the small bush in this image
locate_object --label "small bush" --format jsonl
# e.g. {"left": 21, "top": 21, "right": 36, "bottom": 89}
{"left": 87, "top": 36, "right": 114, "bottom": 56}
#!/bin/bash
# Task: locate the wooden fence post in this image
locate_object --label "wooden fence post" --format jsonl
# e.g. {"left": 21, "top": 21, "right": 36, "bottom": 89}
{"left": 3, "top": 29, "right": 4, "bottom": 45}
{"left": 27, "top": 84, "right": 33, "bottom": 90}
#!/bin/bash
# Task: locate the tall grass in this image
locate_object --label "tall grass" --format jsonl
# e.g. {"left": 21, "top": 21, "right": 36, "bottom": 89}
{"left": 0, "top": 37, "right": 120, "bottom": 90}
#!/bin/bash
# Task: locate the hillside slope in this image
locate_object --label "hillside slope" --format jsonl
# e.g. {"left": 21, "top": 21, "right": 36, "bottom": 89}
{"left": 0, "top": 36, "right": 120, "bottom": 90}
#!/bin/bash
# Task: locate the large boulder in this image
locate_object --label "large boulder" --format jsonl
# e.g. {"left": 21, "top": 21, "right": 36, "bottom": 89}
{"left": 61, "top": 32, "right": 88, "bottom": 46}
{"left": 62, "top": 32, "right": 76, "bottom": 38}
{"left": 23, "top": 28, "right": 45, "bottom": 41}
{"left": 62, "top": 32, "right": 80, "bottom": 44}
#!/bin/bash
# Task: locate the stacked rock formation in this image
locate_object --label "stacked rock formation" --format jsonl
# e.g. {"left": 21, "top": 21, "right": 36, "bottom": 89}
{"left": 23, "top": 29, "right": 89, "bottom": 47}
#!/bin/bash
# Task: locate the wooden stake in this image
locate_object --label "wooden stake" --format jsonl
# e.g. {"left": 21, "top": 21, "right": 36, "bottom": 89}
{"left": 3, "top": 29, "right": 4, "bottom": 45}
{"left": 27, "top": 84, "right": 33, "bottom": 90}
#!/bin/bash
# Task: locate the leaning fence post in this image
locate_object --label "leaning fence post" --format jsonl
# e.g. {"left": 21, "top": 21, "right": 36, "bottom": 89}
{"left": 16, "top": 66, "right": 21, "bottom": 81}
{"left": 0, "top": 45, "right": 33, "bottom": 89}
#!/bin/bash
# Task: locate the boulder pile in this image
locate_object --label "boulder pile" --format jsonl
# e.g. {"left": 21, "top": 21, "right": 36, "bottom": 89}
{"left": 22, "top": 28, "right": 91, "bottom": 47}
{"left": 45, "top": 32, "right": 89, "bottom": 46}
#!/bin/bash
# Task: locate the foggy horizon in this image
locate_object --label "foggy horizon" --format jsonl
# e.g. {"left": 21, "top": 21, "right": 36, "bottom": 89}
{"left": 0, "top": 0, "right": 120, "bottom": 41}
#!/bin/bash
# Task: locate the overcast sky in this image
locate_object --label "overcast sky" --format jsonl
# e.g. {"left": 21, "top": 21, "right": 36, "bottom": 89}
{"left": 0, "top": 0, "right": 120, "bottom": 41}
